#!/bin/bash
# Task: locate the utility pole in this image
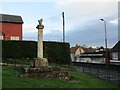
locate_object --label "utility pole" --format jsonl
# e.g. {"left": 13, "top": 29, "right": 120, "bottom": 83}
{"left": 62, "top": 12, "right": 65, "bottom": 42}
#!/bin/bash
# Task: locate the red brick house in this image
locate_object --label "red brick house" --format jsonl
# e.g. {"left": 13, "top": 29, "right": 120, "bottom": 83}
{"left": 0, "top": 14, "right": 23, "bottom": 40}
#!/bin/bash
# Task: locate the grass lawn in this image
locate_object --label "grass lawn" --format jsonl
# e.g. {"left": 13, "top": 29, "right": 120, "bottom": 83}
{"left": 2, "top": 66, "right": 119, "bottom": 88}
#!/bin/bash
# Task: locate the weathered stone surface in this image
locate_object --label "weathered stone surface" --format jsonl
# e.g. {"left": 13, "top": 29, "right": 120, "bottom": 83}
{"left": 25, "top": 66, "right": 52, "bottom": 73}
{"left": 35, "top": 58, "right": 48, "bottom": 67}
{"left": 52, "top": 66, "right": 62, "bottom": 71}
{"left": 36, "top": 18, "right": 48, "bottom": 67}
{"left": 21, "top": 70, "right": 73, "bottom": 81}
{"left": 21, "top": 66, "right": 74, "bottom": 81}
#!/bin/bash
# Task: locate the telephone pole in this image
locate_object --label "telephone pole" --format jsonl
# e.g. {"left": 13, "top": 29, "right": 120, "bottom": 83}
{"left": 62, "top": 12, "right": 65, "bottom": 42}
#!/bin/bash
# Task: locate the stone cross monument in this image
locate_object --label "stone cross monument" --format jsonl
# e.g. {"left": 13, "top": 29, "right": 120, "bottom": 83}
{"left": 36, "top": 19, "right": 44, "bottom": 58}
{"left": 35, "top": 18, "right": 48, "bottom": 67}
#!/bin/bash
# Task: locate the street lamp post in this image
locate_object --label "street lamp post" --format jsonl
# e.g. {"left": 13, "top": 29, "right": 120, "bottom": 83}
{"left": 100, "top": 19, "right": 109, "bottom": 65}
{"left": 100, "top": 19, "right": 110, "bottom": 80}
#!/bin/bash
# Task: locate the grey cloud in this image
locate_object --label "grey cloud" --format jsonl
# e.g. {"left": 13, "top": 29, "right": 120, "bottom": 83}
{"left": 66, "top": 19, "right": 118, "bottom": 47}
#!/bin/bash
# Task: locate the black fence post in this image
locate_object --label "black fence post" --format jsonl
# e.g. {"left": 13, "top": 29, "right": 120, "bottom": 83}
{"left": 107, "top": 65, "right": 110, "bottom": 81}
{"left": 118, "top": 65, "right": 120, "bottom": 88}
{"left": 89, "top": 65, "right": 91, "bottom": 75}
{"left": 97, "top": 65, "right": 99, "bottom": 78}
{"left": 83, "top": 63, "right": 84, "bottom": 72}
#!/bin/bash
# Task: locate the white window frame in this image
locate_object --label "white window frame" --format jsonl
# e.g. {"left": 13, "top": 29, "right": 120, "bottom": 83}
{"left": 112, "top": 52, "right": 118, "bottom": 60}
{"left": 10, "top": 36, "right": 20, "bottom": 40}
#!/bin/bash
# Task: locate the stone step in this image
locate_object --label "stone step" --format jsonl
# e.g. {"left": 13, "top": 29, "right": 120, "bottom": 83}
{"left": 25, "top": 66, "right": 62, "bottom": 73}
{"left": 21, "top": 66, "right": 73, "bottom": 81}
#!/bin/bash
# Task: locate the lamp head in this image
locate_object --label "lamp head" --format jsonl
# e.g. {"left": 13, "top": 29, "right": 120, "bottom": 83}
{"left": 100, "top": 19, "right": 104, "bottom": 21}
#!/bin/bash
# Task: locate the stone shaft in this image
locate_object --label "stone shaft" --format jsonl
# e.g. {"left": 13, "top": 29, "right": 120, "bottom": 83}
{"left": 38, "top": 28, "right": 43, "bottom": 58}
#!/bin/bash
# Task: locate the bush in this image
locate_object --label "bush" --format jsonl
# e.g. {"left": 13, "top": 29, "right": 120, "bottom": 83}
{"left": 2, "top": 40, "right": 71, "bottom": 64}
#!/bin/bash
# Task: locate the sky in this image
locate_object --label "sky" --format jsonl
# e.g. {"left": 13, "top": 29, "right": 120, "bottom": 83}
{"left": 0, "top": 0, "right": 119, "bottom": 48}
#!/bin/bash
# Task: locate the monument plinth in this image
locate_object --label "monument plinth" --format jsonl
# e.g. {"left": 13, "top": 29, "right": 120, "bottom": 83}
{"left": 35, "top": 19, "right": 48, "bottom": 67}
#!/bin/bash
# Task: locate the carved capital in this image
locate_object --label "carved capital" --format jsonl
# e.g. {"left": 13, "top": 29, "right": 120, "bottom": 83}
{"left": 36, "top": 25, "right": 44, "bottom": 29}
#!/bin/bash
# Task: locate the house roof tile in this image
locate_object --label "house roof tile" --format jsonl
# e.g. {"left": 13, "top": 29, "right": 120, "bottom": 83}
{"left": 70, "top": 45, "right": 80, "bottom": 52}
{"left": 0, "top": 14, "right": 23, "bottom": 24}
{"left": 70, "top": 45, "right": 95, "bottom": 53}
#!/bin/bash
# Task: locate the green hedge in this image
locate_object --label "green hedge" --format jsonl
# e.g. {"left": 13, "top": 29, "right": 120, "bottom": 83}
{"left": 43, "top": 41, "right": 71, "bottom": 64}
{"left": 2, "top": 40, "right": 37, "bottom": 59}
{"left": 2, "top": 40, "right": 71, "bottom": 64}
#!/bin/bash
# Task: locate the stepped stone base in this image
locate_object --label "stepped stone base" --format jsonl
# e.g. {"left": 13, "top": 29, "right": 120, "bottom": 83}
{"left": 21, "top": 66, "right": 73, "bottom": 81}
{"left": 35, "top": 58, "right": 48, "bottom": 67}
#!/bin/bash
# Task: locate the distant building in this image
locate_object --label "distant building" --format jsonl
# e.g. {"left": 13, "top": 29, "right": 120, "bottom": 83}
{"left": 0, "top": 14, "right": 24, "bottom": 40}
{"left": 95, "top": 46, "right": 104, "bottom": 52}
{"left": 79, "top": 52, "right": 106, "bottom": 64}
{"left": 70, "top": 44, "right": 95, "bottom": 62}
{"left": 70, "top": 45, "right": 86, "bottom": 62}
{"left": 70, "top": 45, "right": 106, "bottom": 64}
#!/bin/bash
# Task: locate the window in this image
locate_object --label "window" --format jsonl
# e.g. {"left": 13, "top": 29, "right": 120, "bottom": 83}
{"left": 100, "top": 49, "right": 104, "bottom": 51}
{"left": 112, "top": 52, "right": 118, "bottom": 60}
{"left": 10, "top": 36, "right": 19, "bottom": 40}
{"left": 0, "top": 36, "right": 3, "bottom": 40}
